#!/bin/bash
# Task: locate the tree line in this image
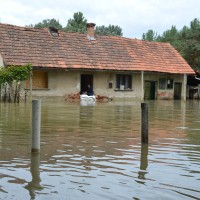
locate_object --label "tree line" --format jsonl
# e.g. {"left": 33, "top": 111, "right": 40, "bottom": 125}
{"left": 27, "top": 11, "right": 123, "bottom": 36}
{"left": 142, "top": 18, "right": 200, "bottom": 70}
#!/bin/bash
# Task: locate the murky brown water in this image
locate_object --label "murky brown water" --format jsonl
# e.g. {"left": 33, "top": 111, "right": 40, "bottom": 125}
{"left": 0, "top": 100, "right": 200, "bottom": 200}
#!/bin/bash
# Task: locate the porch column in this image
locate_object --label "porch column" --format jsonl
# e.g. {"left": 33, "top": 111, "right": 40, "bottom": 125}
{"left": 0, "top": 54, "right": 4, "bottom": 66}
{"left": 30, "top": 71, "right": 33, "bottom": 102}
{"left": 183, "top": 73, "right": 187, "bottom": 101}
{"left": 141, "top": 71, "right": 144, "bottom": 101}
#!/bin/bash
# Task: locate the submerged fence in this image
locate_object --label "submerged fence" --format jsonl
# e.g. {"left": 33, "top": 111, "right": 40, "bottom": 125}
{"left": 0, "top": 83, "right": 31, "bottom": 103}
{"left": 0, "top": 82, "right": 21, "bottom": 103}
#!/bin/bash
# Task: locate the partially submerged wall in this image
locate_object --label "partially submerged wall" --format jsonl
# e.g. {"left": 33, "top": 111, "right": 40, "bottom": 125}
{"left": 29, "top": 70, "right": 142, "bottom": 99}
{"left": 26, "top": 70, "right": 185, "bottom": 100}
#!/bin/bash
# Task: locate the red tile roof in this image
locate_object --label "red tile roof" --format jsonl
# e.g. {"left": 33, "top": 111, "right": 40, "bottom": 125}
{"left": 0, "top": 23, "right": 194, "bottom": 74}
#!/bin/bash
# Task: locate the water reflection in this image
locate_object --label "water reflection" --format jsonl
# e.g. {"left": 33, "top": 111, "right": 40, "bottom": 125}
{"left": 80, "top": 105, "right": 94, "bottom": 120}
{"left": 25, "top": 152, "right": 43, "bottom": 200}
{"left": 137, "top": 144, "right": 148, "bottom": 183}
{"left": 80, "top": 101, "right": 96, "bottom": 107}
{"left": 0, "top": 100, "right": 200, "bottom": 200}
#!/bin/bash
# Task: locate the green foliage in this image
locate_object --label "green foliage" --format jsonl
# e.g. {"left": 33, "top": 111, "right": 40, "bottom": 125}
{"left": 26, "top": 12, "right": 123, "bottom": 36}
{"left": 95, "top": 25, "right": 123, "bottom": 36}
{"left": 31, "top": 18, "right": 63, "bottom": 29}
{"left": 142, "top": 29, "right": 157, "bottom": 41}
{"left": 178, "top": 19, "right": 200, "bottom": 69}
{"left": 0, "top": 64, "right": 32, "bottom": 85}
{"left": 0, "top": 68, "right": 11, "bottom": 84}
{"left": 157, "top": 26, "right": 179, "bottom": 43}
{"left": 65, "top": 12, "right": 87, "bottom": 33}
{"left": 142, "top": 18, "right": 200, "bottom": 69}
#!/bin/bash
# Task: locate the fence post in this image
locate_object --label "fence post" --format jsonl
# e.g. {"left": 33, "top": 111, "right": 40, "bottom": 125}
{"left": 141, "top": 103, "right": 148, "bottom": 144}
{"left": 32, "top": 100, "right": 41, "bottom": 152}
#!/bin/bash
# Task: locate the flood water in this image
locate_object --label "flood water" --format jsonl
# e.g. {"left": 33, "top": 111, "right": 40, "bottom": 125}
{"left": 0, "top": 100, "right": 200, "bottom": 200}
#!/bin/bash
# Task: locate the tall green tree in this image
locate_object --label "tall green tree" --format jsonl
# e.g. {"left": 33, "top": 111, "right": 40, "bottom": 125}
{"left": 142, "top": 29, "right": 157, "bottom": 41}
{"left": 142, "top": 18, "right": 200, "bottom": 69}
{"left": 29, "top": 18, "right": 63, "bottom": 29}
{"left": 157, "top": 25, "right": 183, "bottom": 55}
{"left": 64, "top": 12, "right": 87, "bottom": 33}
{"left": 157, "top": 26, "right": 179, "bottom": 42}
{"left": 26, "top": 11, "right": 123, "bottom": 36}
{"left": 95, "top": 25, "right": 123, "bottom": 36}
{"left": 64, "top": 12, "right": 123, "bottom": 36}
{"left": 178, "top": 18, "right": 200, "bottom": 69}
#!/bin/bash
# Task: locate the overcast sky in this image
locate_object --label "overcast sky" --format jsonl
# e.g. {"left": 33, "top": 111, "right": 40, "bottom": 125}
{"left": 0, "top": 0, "right": 199, "bottom": 39}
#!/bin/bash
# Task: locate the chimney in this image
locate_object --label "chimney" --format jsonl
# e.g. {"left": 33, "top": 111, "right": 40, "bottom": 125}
{"left": 86, "top": 23, "right": 96, "bottom": 40}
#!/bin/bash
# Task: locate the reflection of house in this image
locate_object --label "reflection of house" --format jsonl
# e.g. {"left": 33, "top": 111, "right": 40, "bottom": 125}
{"left": 0, "top": 23, "right": 194, "bottom": 100}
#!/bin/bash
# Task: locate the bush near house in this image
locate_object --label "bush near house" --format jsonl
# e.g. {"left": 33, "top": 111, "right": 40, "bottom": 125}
{"left": 0, "top": 64, "right": 32, "bottom": 102}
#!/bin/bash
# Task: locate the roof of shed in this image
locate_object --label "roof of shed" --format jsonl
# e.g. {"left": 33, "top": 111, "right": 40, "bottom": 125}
{"left": 0, "top": 23, "right": 194, "bottom": 74}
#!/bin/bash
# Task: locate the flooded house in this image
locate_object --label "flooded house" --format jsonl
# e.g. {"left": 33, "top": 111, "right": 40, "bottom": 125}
{"left": 0, "top": 23, "right": 194, "bottom": 100}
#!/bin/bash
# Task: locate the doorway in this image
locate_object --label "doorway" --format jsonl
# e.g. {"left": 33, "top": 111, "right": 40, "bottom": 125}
{"left": 80, "top": 74, "right": 93, "bottom": 94}
{"left": 174, "top": 82, "right": 182, "bottom": 99}
{"left": 144, "top": 81, "right": 157, "bottom": 100}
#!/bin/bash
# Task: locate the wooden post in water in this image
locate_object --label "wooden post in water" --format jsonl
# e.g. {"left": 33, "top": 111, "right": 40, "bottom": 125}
{"left": 141, "top": 103, "right": 148, "bottom": 144}
{"left": 31, "top": 100, "right": 41, "bottom": 152}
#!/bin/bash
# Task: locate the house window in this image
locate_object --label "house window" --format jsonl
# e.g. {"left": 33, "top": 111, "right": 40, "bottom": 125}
{"left": 159, "top": 78, "right": 166, "bottom": 89}
{"left": 26, "top": 71, "right": 48, "bottom": 89}
{"left": 167, "top": 79, "right": 173, "bottom": 89}
{"left": 159, "top": 78, "right": 173, "bottom": 89}
{"left": 116, "top": 75, "right": 132, "bottom": 90}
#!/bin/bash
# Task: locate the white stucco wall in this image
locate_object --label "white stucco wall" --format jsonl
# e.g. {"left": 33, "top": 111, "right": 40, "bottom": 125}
{"left": 31, "top": 70, "right": 143, "bottom": 99}
{"left": 93, "top": 72, "right": 141, "bottom": 99}
{"left": 143, "top": 72, "right": 184, "bottom": 100}
{"left": 31, "top": 70, "right": 80, "bottom": 96}
{"left": 30, "top": 70, "right": 185, "bottom": 100}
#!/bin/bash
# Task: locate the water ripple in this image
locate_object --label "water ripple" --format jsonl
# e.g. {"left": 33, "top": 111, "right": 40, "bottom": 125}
{"left": 1, "top": 100, "right": 200, "bottom": 199}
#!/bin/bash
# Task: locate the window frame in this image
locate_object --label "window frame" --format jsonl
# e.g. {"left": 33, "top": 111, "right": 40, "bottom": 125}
{"left": 159, "top": 78, "right": 166, "bottom": 89}
{"left": 166, "top": 79, "right": 173, "bottom": 89}
{"left": 26, "top": 70, "right": 49, "bottom": 90}
{"left": 116, "top": 74, "right": 132, "bottom": 90}
{"left": 159, "top": 78, "right": 173, "bottom": 90}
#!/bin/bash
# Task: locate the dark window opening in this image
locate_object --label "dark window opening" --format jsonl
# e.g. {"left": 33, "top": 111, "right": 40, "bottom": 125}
{"left": 159, "top": 78, "right": 166, "bottom": 89}
{"left": 167, "top": 79, "right": 173, "bottom": 89}
{"left": 159, "top": 78, "right": 174, "bottom": 89}
{"left": 49, "top": 27, "right": 59, "bottom": 37}
{"left": 109, "top": 82, "right": 113, "bottom": 88}
{"left": 116, "top": 75, "right": 132, "bottom": 90}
